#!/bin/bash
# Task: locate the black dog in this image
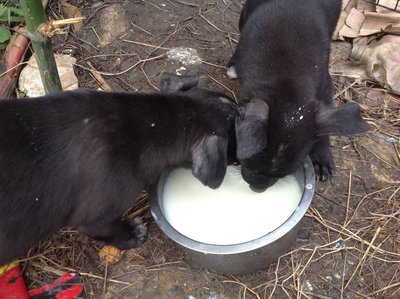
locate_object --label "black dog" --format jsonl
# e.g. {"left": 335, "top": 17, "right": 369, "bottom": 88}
{"left": 227, "top": 0, "right": 370, "bottom": 191}
{"left": 0, "top": 73, "right": 236, "bottom": 265}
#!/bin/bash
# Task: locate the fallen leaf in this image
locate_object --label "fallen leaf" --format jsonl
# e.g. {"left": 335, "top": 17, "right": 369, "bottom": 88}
{"left": 359, "top": 88, "right": 400, "bottom": 109}
{"left": 346, "top": 7, "right": 366, "bottom": 30}
{"left": 359, "top": 11, "right": 400, "bottom": 35}
{"left": 329, "top": 60, "right": 367, "bottom": 79}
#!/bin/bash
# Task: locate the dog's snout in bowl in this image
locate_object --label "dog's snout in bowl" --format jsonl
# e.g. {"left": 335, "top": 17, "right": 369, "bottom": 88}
{"left": 149, "top": 156, "right": 315, "bottom": 275}
{"left": 248, "top": 178, "right": 279, "bottom": 193}
{"left": 239, "top": 165, "right": 280, "bottom": 192}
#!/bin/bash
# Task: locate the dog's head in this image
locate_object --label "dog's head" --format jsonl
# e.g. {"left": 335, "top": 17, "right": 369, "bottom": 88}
{"left": 235, "top": 99, "right": 370, "bottom": 191}
{"left": 160, "top": 72, "right": 236, "bottom": 189}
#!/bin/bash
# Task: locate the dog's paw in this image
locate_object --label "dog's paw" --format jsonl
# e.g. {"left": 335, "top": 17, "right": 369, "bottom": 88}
{"left": 226, "top": 66, "right": 238, "bottom": 79}
{"left": 310, "top": 148, "right": 335, "bottom": 182}
{"left": 130, "top": 217, "right": 148, "bottom": 242}
{"left": 112, "top": 218, "right": 148, "bottom": 250}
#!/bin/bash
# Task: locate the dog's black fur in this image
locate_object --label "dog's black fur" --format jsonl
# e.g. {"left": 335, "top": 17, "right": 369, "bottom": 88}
{"left": 228, "top": 0, "right": 370, "bottom": 191}
{"left": 0, "top": 73, "right": 236, "bottom": 265}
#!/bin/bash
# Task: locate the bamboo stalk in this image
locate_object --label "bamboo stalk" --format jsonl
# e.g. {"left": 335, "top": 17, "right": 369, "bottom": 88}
{"left": 20, "top": 0, "right": 62, "bottom": 94}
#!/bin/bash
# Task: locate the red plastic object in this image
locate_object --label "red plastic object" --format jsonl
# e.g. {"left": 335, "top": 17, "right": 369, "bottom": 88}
{"left": 28, "top": 273, "right": 84, "bottom": 299}
{"left": 0, "top": 262, "right": 29, "bottom": 299}
{"left": 0, "top": 32, "right": 30, "bottom": 98}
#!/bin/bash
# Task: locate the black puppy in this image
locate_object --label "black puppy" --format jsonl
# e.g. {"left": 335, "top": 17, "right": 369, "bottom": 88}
{"left": 0, "top": 73, "right": 236, "bottom": 266}
{"left": 227, "top": 0, "right": 370, "bottom": 191}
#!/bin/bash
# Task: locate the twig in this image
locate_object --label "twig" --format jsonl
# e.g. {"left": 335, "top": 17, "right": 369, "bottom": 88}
{"left": 344, "top": 170, "right": 352, "bottom": 227}
{"left": 75, "top": 54, "right": 165, "bottom": 76}
{"left": 367, "top": 281, "right": 400, "bottom": 296}
{"left": 387, "top": 185, "right": 400, "bottom": 203}
{"left": 308, "top": 209, "right": 399, "bottom": 258}
{"left": 208, "top": 75, "right": 238, "bottom": 103}
{"left": 142, "top": 0, "right": 169, "bottom": 12}
{"left": 140, "top": 65, "right": 159, "bottom": 91}
{"left": 123, "top": 39, "right": 170, "bottom": 50}
{"left": 359, "top": 144, "right": 398, "bottom": 169}
{"left": 223, "top": 280, "right": 261, "bottom": 299}
{"left": 334, "top": 81, "right": 358, "bottom": 99}
{"left": 0, "top": 61, "right": 29, "bottom": 78}
{"left": 344, "top": 226, "right": 381, "bottom": 289}
{"left": 103, "top": 261, "right": 108, "bottom": 294}
{"left": 79, "top": 53, "right": 139, "bottom": 62}
{"left": 87, "top": 61, "right": 113, "bottom": 91}
{"left": 201, "top": 59, "right": 227, "bottom": 69}
{"left": 130, "top": 21, "right": 155, "bottom": 37}
{"left": 199, "top": 7, "right": 228, "bottom": 34}
{"left": 170, "top": 0, "right": 198, "bottom": 7}
{"left": 340, "top": 250, "right": 347, "bottom": 299}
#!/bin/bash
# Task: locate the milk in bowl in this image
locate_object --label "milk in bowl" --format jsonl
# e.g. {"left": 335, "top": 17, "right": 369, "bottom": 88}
{"left": 161, "top": 165, "right": 303, "bottom": 245}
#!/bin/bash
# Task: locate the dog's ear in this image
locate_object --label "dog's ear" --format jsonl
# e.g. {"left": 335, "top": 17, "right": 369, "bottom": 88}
{"left": 160, "top": 72, "right": 199, "bottom": 93}
{"left": 235, "top": 99, "right": 269, "bottom": 160}
{"left": 191, "top": 135, "right": 228, "bottom": 189}
{"left": 316, "top": 102, "right": 370, "bottom": 136}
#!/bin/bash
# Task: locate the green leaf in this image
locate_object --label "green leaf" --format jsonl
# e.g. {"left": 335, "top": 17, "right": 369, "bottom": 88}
{"left": 8, "top": 7, "right": 24, "bottom": 16}
{"left": 0, "top": 15, "right": 21, "bottom": 22}
{"left": 0, "top": 42, "right": 8, "bottom": 49}
{"left": 0, "top": 26, "right": 11, "bottom": 43}
{"left": 0, "top": 3, "right": 24, "bottom": 24}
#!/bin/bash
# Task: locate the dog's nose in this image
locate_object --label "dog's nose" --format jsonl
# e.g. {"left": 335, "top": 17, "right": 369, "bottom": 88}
{"left": 249, "top": 177, "right": 279, "bottom": 193}
{"left": 249, "top": 185, "right": 268, "bottom": 193}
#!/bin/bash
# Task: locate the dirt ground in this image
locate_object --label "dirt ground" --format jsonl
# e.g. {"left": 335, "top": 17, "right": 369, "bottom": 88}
{"left": 20, "top": 1, "right": 400, "bottom": 298}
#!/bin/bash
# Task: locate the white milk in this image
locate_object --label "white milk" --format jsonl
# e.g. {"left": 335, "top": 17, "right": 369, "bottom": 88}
{"left": 162, "top": 165, "right": 303, "bottom": 245}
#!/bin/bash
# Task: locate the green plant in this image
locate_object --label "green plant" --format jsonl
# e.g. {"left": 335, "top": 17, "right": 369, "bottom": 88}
{"left": 0, "top": 2, "right": 24, "bottom": 49}
{"left": 18, "top": 88, "right": 28, "bottom": 97}
{"left": 20, "top": 0, "right": 62, "bottom": 93}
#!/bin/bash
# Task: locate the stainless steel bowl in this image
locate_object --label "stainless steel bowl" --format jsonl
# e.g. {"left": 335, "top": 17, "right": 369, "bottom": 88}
{"left": 149, "top": 156, "right": 315, "bottom": 274}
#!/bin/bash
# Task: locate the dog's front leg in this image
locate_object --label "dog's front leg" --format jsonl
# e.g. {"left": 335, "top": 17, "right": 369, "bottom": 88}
{"left": 310, "top": 136, "right": 335, "bottom": 182}
{"left": 79, "top": 218, "right": 147, "bottom": 250}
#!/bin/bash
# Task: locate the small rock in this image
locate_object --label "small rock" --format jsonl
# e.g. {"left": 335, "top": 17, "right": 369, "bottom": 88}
{"left": 19, "top": 54, "right": 78, "bottom": 97}
{"left": 99, "top": 4, "right": 130, "bottom": 46}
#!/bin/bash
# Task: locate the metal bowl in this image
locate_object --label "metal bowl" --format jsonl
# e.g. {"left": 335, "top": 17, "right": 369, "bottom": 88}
{"left": 149, "top": 156, "right": 315, "bottom": 274}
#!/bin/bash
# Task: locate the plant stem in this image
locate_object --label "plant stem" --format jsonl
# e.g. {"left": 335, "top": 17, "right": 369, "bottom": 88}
{"left": 20, "top": 0, "right": 62, "bottom": 94}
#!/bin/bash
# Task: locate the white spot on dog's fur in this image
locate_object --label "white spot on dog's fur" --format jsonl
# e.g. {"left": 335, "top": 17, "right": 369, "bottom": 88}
{"left": 299, "top": 115, "right": 303, "bottom": 120}
{"left": 218, "top": 96, "right": 231, "bottom": 104}
{"left": 277, "top": 143, "right": 287, "bottom": 154}
{"left": 83, "top": 118, "right": 90, "bottom": 124}
{"left": 226, "top": 66, "right": 238, "bottom": 79}
{"left": 151, "top": 123, "right": 156, "bottom": 127}
{"left": 270, "top": 157, "right": 278, "bottom": 167}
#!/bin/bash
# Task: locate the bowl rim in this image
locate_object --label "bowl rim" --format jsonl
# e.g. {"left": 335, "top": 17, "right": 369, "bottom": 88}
{"left": 149, "top": 156, "right": 315, "bottom": 255}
